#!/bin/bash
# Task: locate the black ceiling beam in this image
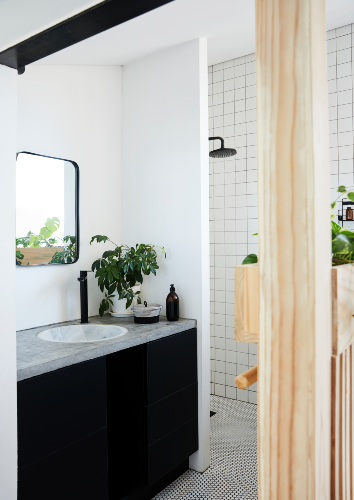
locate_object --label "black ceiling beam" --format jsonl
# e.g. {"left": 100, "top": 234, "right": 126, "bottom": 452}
{"left": 0, "top": 0, "right": 175, "bottom": 70}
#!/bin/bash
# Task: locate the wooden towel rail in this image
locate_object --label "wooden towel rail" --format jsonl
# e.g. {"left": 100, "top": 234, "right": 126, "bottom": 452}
{"left": 235, "top": 365, "right": 258, "bottom": 390}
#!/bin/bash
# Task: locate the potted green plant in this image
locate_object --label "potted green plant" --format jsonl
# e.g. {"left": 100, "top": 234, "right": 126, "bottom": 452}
{"left": 241, "top": 185, "right": 354, "bottom": 266}
{"left": 90, "top": 235, "right": 166, "bottom": 317}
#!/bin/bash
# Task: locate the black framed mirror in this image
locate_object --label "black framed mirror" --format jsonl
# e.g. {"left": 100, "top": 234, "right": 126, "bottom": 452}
{"left": 16, "top": 152, "right": 79, "bottom": 266}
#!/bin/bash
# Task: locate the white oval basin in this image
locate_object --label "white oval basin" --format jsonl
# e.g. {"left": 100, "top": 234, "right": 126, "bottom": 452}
{"left": 38, "top": 324, "right": 128, "bottom": 343}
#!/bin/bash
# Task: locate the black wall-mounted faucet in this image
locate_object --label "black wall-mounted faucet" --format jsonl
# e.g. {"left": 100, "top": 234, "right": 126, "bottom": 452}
{"left": 77, "top": 271, "right": 92, "bottom": 323}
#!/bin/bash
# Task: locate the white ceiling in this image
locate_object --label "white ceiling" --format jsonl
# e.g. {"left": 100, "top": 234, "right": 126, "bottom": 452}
{"left": 0, "top": 0, "right": 103, "bottom": 53}
{"left": 2, "top": 0, "right": 354, "bottom": 67}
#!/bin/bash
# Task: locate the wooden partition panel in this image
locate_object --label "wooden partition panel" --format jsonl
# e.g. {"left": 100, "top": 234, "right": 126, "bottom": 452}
{"left": 256, "top": 0, "right": 331, "bottom": 498}
{"left": 331, "top": 347, "right": 354, "bottom": 500}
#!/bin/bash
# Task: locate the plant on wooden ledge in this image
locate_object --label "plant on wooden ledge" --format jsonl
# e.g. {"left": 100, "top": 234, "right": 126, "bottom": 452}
{"left": 90, "top": 235, "right": 166, "bottom": 316}
{"left": 242, "top": 185, "right": 354, "bottom": 267}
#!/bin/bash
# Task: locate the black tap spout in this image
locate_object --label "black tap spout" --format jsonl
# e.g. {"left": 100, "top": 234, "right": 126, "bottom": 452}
{"left": 77, "top": 271, "right": 92, "bottom": 324}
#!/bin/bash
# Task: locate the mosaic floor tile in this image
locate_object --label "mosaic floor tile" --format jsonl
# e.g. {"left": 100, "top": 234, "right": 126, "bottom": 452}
{"left": 153, "top": 395, "right": 258, "bottom": 500}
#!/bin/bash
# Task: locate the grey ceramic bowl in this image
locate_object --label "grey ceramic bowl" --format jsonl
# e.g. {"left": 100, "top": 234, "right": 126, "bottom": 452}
{"left": 131, "top": 303, "right": 163, "bottom": 324}
{"left": 131, "top": 303, "right": 162, "bottom": 318}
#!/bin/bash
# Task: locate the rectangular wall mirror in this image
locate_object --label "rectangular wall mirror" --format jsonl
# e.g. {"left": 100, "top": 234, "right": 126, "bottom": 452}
{"left": 16, "top": 152, "right": 79, "bottom": 266}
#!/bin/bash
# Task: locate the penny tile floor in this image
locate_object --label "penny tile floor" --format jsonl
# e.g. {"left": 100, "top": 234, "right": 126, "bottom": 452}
{"left": 153, "top": 395, "right": 258, "bottom": 499}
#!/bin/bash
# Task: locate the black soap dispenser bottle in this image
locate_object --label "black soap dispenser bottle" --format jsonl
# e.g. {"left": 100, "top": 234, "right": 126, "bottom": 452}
{"left": 166, "top": 284, "right": 179, "bottom": 321}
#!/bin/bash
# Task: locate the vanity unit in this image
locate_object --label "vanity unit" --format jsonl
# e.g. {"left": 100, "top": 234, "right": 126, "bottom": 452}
{"left": 17, "top": 316, "right": 198, "bottom": 500}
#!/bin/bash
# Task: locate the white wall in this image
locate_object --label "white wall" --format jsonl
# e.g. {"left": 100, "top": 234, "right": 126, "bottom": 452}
{"left": 0, "top": 65, "right": 18, "bottom": 499}
{"left": 121, "top": 39, "right": 210, "bottom": 472}
{"left": 16, "top": 65, "right": 122, "bottom": 331}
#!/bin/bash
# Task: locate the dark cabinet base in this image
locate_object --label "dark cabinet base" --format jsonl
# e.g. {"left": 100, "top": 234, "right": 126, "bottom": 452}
{"left": 18, "top": 328, "right": 198, "bottom": 500}
{"left": 122, "top": 459, "right": 189, "bottom": 500}
{"left": 18, "top": 428, "right": 108, "bottom": 500}
{"left": 65, "top": 473, "right": 109, "bottom": 500}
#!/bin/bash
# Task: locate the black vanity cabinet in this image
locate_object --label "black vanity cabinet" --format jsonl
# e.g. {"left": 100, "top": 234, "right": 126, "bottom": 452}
{"left": 17, "top": 356, "right": 108, "bottom": 500}
{"left": 18, "top": 328, "right": 198, "bottom": 500}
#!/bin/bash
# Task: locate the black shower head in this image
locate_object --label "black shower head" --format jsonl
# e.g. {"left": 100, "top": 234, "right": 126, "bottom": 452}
{"left": 209, "top": 136, "right": 237, "bottom": 158}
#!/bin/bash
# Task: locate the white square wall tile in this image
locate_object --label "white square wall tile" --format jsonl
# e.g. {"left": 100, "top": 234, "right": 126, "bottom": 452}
{"left": 327, "top": 66, "right": 336, "bottom": 80}
{"left": 224, "top": 78, "right": 234, "bottom": 92}
{"left": 327, "top": 52, "right": 336, "bottom": 67}
{"left": 246, "top": 61, "right": 256, "bottom": 74}
{"left": 246, "top": 85, "right": 256, "bottom": 98}
{"left": 330, "top": 161, "right": 338, "bottom": 174}
{"left": 214, "top": 372, "right": 225, "bottom": 385}
{"left": 339, "top": 172, "right": 354, "bottom": 186}
{"left": 338, "top": 117, "right": 353, "bottom": 133}
{"left": 337, "top": 34, "right": 352, "bottom": 51}
{"left": 327, "top": 38, "right": 336, "bottom": 53}
{"left": 339, "top": 159, "right": 353, "bottom": 173}
{"left": 226, "top": 386, "right": 237, "bottom": 399}
{"left": 249, "top": 391, "right": 258, "bottom": 404}
{"left": 215, "top": 384, "right": 226, "bottom": 397}
{"left": 226, "top": 374, "right": 236, "bottom": 387}
{"left": 337, "top": 76, "right": 353, "bottom": 92}
{"left": 337, "top": 48, "right": 351, "bottom": 64}
{"left": 327, "top": 29, "right": 336, "bottom": 40}
{"left": 223, "top": 58, "right": 234, "bottom": 69}
{"left": 338, "top": 90, "right": 352, "bottom": 106}
{"left": 235, "top": 88, "right": 246, "bottom": 101}
{"left": 337, "top": 62, "right": 352, "bottom": 79}
{"left": 339, "top": 145, "right": 354, "bottom": 160}
{"left": 328, "top": 93, "right": 337, "bottom": 107}
{"left": 338, "top": 104, "right": 353, "bottom": 119}
{"left": 234, "top": 64, "right": 246, "bottom": 78}
{"left": 234, "top": 56, "right": 246, "bottom": 66}
{"left": 213, "top": 70, "right": 224, "bottom": 83}
{"left": 336, "top": 25, "right": 351, "bottom": 37}
{"left": 237, "top": 388, "right": 249, "bottom": 402}
{"left": 246, "top": 73, "right": 256, "bottom": 86}
{"left": 338, "top": 131, "right": 354, "bottom": 146}
{"left": 328, "top": 79, "right": 337, "bottom": 93}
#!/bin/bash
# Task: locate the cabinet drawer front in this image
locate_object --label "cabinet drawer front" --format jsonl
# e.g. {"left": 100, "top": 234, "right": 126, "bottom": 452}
{"left": 65, "top": 473, "right": 108, "bottom": 500}
{"left": 18, "top": 357, "right": 107, "bottom": 469}
{"left": 18, "top": 428, "right": 108, "bottom": 500}
{"left": 146, "top": 329, "right": 197, "bottom": 405}
{"left": 146, "top": 417, "right": 198, "bottom": 485}
{"left": 146, "top": 383, "right": 198, "bottom": 445}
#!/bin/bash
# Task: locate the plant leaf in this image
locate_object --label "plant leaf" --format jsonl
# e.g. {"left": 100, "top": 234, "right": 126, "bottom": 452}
{"left": 242, "top": 254, "right": 258, "bottom": 265}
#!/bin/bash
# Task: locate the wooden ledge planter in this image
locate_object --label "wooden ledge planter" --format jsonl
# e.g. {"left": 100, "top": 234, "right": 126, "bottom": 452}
{"left": 234, "top": 264, "right": 259, "bottom": 344}
{"left": 235, "top": 262, "right": 354, "bottom": 497}
{"left": 17, "top": 247, "right": 64, "bottom": 266}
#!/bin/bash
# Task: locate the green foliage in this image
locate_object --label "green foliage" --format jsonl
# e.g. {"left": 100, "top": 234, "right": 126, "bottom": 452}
{"left": 242, "top": 185, "right": 354, "bottom": 267}
{"left": 16, "top": 249, "right": 24, "bottom": 266}
{"left": 49, "top": 236, "right": 76, "bottom": 264}
{"left": 90, "top": 235, "right": 166, "bottom": 316}
{"left": 241, "top": 254, "right": 258, "bottom": 265}
{"left": 16, "top": 217, "right": 75, "bottom": 265}
{"left": 16, "top": 217, "right": 61, "bottom": 248}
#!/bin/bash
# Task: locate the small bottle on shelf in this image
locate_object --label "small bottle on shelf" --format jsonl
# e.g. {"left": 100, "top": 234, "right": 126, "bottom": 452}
{"left": 346, "top": 206, "right": 353, "bottom": 220}
{"left": 166, "top": 284, "right": 179, "bottom": 321}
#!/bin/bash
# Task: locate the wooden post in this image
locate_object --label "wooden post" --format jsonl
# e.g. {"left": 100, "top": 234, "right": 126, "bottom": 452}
{"left": 256, "top": 0, "right": 331, "bottom": 498}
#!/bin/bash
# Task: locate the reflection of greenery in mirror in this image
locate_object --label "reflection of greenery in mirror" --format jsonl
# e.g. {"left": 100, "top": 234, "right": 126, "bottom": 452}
{"left": 16, "top": 152, "right": 78, "bottom": 266}
{"left": 16, "top": 217, "right": 76, "bottom": 265}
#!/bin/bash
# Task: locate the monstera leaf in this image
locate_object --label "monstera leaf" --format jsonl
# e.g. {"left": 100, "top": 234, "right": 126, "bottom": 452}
{"left": 40, "top": 217, "right": 60, "bottom": 240}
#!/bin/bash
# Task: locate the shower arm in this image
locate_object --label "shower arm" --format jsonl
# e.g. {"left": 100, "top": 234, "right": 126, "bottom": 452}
{"left": 209, "top": 136, "right": 224, "bottom": 149}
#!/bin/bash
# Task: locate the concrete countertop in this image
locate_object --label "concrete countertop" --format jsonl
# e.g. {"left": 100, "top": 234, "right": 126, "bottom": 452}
{"left": 17, "top": 315, "right": 197, "bottom": 382}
